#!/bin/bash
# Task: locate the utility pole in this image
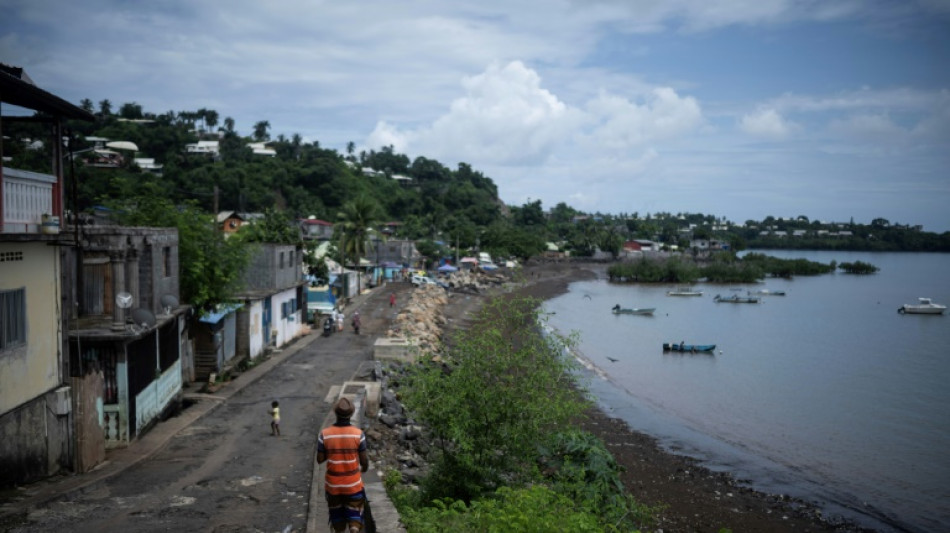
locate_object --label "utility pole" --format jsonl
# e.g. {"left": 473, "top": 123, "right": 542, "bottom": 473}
{"left": 213, "top": 185, "right": 219, "bottom": 234}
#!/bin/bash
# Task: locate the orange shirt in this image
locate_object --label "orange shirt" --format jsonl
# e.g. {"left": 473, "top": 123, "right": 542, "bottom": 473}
{"left": 318, "top": 424, "right": 365, "bottom": 495}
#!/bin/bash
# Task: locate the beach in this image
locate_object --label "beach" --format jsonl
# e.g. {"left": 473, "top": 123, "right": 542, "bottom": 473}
{"left": 439, "top": 259, "right": 869, "bottom": 532}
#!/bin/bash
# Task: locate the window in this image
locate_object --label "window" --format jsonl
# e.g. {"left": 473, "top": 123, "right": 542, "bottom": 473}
{"left": 280, "top": 252, "right": 285, "bottom": 269}
{"left": 1, "top": 288, "right": 27, "bottom": 351}
{"left": 163, "top": 247, "right": 171, "bottom": 278}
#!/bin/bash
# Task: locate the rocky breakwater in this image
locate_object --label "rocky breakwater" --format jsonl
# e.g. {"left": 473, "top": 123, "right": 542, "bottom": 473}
{"left": 369, "top": 268, "right": 511, "bottom": 484}
{"left": 386, "top": 269, "right": 510, "bottom": 358}
{"left": 388, "top": 284, "right": 449, "bottom": 358}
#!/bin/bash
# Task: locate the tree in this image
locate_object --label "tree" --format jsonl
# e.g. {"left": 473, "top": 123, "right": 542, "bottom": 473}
{"left": 222, "top": 116, "right": 236, "bottom": 134}
{"left": 336, "top": 194, "right": 384, "bottom": 264}
{"left": 98, "top": 99, "right": 112, "bottom": 116}
{"left": 110, "top": 187, "right": 251, "bottom": 314}
{"left": 119, "top": 102, "right": 143, "bottom": 119}
{"left": 80, "top": 98, "right": 94, "bottom": 113}
{"left": 253, "top": 120, "right": 271, "bottom": 141}
{"left": 237, "top": 208, "right": 302, "bottom": 245}
{"left": 205, "top": 109, "right": 219, "bottom": 133}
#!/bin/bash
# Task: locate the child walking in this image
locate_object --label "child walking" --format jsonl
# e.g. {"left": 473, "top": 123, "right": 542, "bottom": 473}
{"left": 270, "top": 400, "right": 281, "bottom": 436}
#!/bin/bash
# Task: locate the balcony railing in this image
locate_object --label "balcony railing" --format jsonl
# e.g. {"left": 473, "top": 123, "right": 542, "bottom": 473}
{"left": 1, "top": 167, "right": 56, "bottom": 234}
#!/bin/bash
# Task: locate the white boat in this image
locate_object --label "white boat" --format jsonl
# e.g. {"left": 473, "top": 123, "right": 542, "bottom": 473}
{"left": 898, "top": 298, "right": 946, "bottom": 315}
{"left": 667, "top": 287, "right": 703, "bottom": 297}
{"left": 612, "top": 304, "right": 656, "bottom": 315}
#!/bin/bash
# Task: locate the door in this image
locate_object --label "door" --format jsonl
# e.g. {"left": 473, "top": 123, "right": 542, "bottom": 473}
{"left": 262, "top": 296, "right": 272, "bottom": 346}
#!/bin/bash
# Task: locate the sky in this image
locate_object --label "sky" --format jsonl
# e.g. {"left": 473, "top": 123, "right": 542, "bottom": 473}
{"left": 2, "top": 0, "right": 949, "bottom": 232}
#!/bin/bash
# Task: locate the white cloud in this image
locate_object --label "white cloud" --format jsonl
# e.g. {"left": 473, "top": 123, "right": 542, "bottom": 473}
{"left": 584, "top": 87, "right": 704, "bottom": 149}
{"left": 828, "top": 113, "right": 905, "bottom": 140}
{"left": 369, "top": 61, "right": 584, "bottom": 165}
{"left": 740, "top": 108, "right": 795, "bottom": 138}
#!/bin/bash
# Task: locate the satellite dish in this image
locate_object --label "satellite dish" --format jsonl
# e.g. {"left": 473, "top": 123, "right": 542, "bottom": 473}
{"left": 160, "top": 294, "right": 179, "bottom": 311}
{"left": 131, "top": 308, "right": 157, "bottom": 328}
{"left": 116, "top": 292, "right": 133, "bottom": 309}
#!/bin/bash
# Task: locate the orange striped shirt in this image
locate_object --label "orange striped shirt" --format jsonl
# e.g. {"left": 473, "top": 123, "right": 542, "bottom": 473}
{"left": 318, "top": 424, "right": 366, "bottom": 495}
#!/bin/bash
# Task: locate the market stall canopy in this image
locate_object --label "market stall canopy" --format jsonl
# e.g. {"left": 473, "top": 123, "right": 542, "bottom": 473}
{"left": 106, "top": 140, "right": 138, "bottom": 151}
{"left": 437, "top": 264, "right": 458, "bottom": 272}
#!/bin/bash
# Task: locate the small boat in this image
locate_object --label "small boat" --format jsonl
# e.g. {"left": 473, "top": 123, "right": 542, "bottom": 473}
{"left": 663, "top": 342, "right": 716, "bottom": 353}
{"left": 750, "top": 289, "right": 786, "bottom": 296}
{"left": 714, "top": 294, "right": 760, "bottom": 304}
{"left": 612, "top": 304, "right": 655, "bottom": 315}
{"left": 668, "top": 287, "right": 703, "bottom": 297}
{"left": 898, "top": 298, "right": 946, "bottom": 315}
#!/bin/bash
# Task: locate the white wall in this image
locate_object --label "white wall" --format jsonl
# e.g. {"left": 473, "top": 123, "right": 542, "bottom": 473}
{"left": 269, "top": 288, "right": 302, "bottom": 348}
{"left": 247, "top": 300, "right": 264, "bottom": 359}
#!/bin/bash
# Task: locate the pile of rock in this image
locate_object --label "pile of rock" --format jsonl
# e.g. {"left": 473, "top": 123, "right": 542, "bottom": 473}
{"left": 442, "top": 269, "right": 508, "bottom": 293}
{"left": 369, "top": 269, "right": 510, "bottom": 484}
{"left": 388, "top": 284, "right": 448, "bottom": 356}
{"left": 365, "top": 362, "right": 432, "bottom": 484}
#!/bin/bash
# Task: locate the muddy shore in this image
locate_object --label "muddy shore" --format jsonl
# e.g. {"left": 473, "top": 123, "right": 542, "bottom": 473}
{"left": 438, "top": 260, "right": 872, "bottom": 533}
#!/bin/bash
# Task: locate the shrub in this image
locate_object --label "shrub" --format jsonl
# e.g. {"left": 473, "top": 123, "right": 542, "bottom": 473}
{"left": 400, "top": 485, "right": 607, "bottom": 533}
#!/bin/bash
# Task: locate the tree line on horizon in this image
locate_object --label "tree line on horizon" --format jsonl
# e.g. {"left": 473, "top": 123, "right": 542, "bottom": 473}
{"left": 5, "top": 100, "right": 949, "bottom": 261}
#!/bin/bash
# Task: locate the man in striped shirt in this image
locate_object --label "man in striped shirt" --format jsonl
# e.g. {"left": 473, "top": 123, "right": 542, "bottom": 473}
{"left": 317, "top": 397, "right": 369, "bottom": 533}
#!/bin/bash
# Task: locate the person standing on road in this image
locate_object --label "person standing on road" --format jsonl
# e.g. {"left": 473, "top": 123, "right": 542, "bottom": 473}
{"left": 269, "top": 400, "right": 281, "bottom": 436}
{"left": 317, "top": 397, "right": 369, "bottom": 533}
{"left": 389, "top": 292, "right": 395, "bottom": 308}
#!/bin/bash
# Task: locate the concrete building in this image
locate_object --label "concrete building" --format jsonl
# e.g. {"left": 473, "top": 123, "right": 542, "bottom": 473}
{"left": 232, "top": 244, "right": 307, "bottom": 362}
{"left": 62, "top": 226, "right": 189, "bottom": 453}
{"left": 1, "top": 63, "right": 96, "bottom": 485}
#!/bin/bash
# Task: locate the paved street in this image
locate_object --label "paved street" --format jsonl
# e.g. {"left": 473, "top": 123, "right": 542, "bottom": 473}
{"left": 2, "top": 283, "right": 412, "bottom": 533}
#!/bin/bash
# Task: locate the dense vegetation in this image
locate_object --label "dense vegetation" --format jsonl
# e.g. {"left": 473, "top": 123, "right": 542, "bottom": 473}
{"left": 838, "top": 261, "right": 880, "bottom": 275}
{"left": 390, "top": 296, "right": 657, "bottom": 531}
{"left": 6, "top": 101, "right": 946, "bottom": 267}
{"left": 607, "top": 252, "right": 839, "bottom": 284}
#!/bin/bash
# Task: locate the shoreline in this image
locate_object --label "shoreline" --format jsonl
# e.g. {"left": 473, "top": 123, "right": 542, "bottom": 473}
{"left": 491, "top": 260, "right": 872, "bottom": 532}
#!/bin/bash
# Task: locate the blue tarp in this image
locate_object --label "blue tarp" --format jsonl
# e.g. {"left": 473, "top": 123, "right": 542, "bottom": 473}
{"left": 199, "top": 303, "right": 243, "bottom": 324}
{"left": 437, "top": 264, "right": 458, "bottom": 272}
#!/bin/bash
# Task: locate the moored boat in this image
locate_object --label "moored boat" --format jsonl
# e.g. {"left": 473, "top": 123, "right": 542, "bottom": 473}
{"left": 663, "top": 342, "right": 716, "bottom": 353}
{"left": 898, "top": 298, "right": 946, "bottom": 315}
{"left": 668, "top": 287, "right": 703, "bottom": 296}
{"left": 751, "top": 289, "right": 786, "bottom": 296}
{"left": 612, "top": 304, "right": 655, "bottom": 315}
{"left": 714, "top": 294, "right": 760, "bottom": 304}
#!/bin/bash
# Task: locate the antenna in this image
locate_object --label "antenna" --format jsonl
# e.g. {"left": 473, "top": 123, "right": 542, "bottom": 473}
{"left": 116, "top": 292, "right": 133, "bottom": 309}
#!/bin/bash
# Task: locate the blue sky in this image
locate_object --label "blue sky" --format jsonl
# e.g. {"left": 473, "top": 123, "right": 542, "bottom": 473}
{"left": 2, "top": 0, "right": 949, "bottom": 231}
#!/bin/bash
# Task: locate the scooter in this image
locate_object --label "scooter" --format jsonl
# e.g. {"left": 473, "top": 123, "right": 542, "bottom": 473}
{"left": 352, "top": 316, "right": 361, "bottom": 335}
{"left": 323, "top": 317, "right": 334, "bottom": 337}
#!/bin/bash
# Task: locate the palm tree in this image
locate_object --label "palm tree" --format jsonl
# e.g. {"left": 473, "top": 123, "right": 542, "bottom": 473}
{"left": 196, "top": 107, "right": 208, "bottom": 132}
{"left": 205, "top": 110, "right": 219, "bottom": 133}
{"left": 337, "top": 195, "right": 384, "bottom": 293}
{"left": 253, "top": 120, "right": 271, "bottom": 141}
{"left": 98, "top": 99, "right": 112, "bottom": 116}
{"left": 222, "top": 116, "right": 236, "bottom": 134}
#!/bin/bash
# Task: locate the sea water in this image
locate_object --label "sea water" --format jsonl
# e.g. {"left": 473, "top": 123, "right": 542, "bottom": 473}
{"left": 542, "top": 251, "right": 950, "bottom": 533}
